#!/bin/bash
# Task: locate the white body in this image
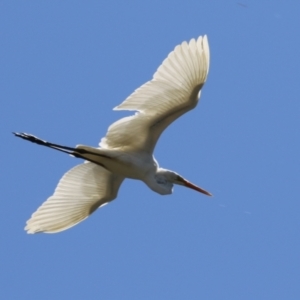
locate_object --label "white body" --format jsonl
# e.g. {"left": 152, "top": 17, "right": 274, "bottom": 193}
{"left": 20, "top": 35, "right": 211, "bottom": 233}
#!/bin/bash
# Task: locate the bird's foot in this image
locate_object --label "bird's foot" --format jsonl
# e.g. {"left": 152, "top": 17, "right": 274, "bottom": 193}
{"left": 13, "top": 132, "right": 48, "bottom": 146}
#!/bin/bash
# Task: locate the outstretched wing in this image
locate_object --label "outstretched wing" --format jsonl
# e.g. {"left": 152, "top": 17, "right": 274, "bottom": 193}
{"left": 100, "top": 35, "right": 210, "bottom": 154}
{"left": 25, "top": 163, "right": 124, "bottom": 234}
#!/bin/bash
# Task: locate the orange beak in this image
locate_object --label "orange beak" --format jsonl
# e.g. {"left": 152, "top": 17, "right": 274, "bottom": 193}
{"left": 183, "top": 179, "right": 212, "bottom": 196}
{"left": 176, "top": 176, "right": 212, "bottom": 196}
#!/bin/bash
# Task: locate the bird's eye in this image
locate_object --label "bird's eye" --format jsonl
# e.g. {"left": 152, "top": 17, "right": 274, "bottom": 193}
{"left": 176, "top": 175, "right": 184, "bottom": 182}
{"left": 156, "top": 177, "right": 166, "bottom": 184}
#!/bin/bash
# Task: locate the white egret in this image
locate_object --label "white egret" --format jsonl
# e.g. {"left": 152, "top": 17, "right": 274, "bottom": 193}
{"left": 14, "top": 35, "right": 212, "bottom": 234}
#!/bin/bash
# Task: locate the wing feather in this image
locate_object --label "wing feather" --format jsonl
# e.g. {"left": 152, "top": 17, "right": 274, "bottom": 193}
{"left": 25, "top": 163, "right": 124, "bottom": 233}
{"left": 100, "top": 35, "right": 210, "bottom": 153}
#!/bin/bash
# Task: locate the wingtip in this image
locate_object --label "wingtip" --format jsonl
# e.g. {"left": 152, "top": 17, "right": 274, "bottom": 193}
{"left": 24, "top": 226, "right": 36, "bottom": 234}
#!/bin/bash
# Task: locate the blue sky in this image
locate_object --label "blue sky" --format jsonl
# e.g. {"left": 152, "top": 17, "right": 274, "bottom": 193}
{"left": 1, "top": 1, "right": 299, "bottom": 299}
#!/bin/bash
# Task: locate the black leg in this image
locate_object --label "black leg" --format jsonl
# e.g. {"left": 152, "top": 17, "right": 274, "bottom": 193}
{"left": 13, "top": 132, "right": 76, "bottom": 155}
{"left": 13, "top": 132, "right": 109, "bottom": 169}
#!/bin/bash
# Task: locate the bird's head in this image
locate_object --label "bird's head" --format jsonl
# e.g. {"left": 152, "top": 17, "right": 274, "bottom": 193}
{"left": 151, "top": 168, "right": 212, "bottom": 196}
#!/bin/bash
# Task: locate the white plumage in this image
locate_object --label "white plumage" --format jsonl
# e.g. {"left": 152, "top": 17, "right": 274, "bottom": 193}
{"left": 14, "top": 35, "right": 211, "bottom": 234}
{"left": 101, "top": 36, "right": 209, "bottom": 153}
{"left": 25, "top": 163, "right": 124, "bottom": 233}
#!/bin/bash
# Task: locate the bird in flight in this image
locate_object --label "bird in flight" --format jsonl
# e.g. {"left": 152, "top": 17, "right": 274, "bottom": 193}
{"left": 14, "top": 35, "right": 211, "bottom": 234}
